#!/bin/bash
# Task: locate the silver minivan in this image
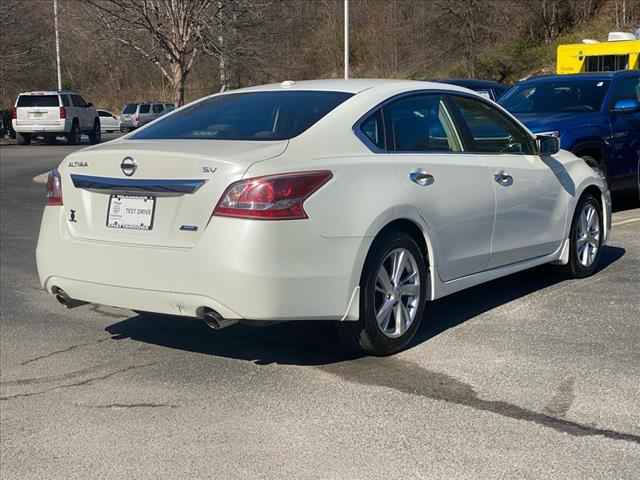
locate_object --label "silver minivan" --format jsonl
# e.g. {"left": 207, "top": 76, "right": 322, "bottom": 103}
{"left": 119, "top": 102, "right": 174, "bottom": 132}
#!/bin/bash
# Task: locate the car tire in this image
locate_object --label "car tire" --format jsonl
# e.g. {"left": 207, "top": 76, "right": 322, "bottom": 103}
{"left": 45, "top": 134, "right": 57, "bottom": 145}
{"left": 16, "top": 132, "right": 31, "bottom": 145}
{"left": 339, "top": 231, "right": 428, "bottom": 356}
{"left": 67, "top": 121, "right": 80, "bottom": 145}
{"left": 88, "top": 119, "right": 101, "bottom": 144}
{"left": 562, "top": 192, "right": 603, "bottom": 279}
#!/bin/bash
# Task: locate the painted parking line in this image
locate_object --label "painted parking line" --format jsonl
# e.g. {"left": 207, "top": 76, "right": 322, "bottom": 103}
{"left": 33, "top": 172, "right": 49, "bottom": 184}
{"left": 612, "top": 218, "right": 640, "bottom": 227}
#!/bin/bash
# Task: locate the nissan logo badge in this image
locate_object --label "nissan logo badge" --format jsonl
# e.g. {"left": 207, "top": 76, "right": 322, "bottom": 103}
{"left": 120, "top": 157, "right": 137, "bottom": 177}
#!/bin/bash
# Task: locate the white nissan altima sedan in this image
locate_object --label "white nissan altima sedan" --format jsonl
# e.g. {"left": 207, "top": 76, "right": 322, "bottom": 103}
{"left": 36, "top": 79, "right": 611, "bottom": 355}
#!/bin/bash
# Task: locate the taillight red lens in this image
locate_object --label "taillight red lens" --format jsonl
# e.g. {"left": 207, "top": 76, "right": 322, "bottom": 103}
{"left": 46, "top": 169, "right": 63, "bottom": 206}
{"left": 11, "top": 107, "right": 16, "bottom": 119}
{"left": 213, "top": 171, "right": 332, "bottom": 220}
{"left": 59, "top": 106, "right": 66, "bottom": 119}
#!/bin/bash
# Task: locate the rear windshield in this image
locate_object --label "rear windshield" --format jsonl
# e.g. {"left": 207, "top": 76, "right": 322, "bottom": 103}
{"left": 122, "top": 104, "right": 138, "bottom": 114}
{"left": 17, "top": 95, "right": 59, "bottom": 107}
{"left": 132, "top": 91, "right": 354, "bottom": 141}
{"left": 500, "top": 80, "right": 610, "bottom": 114}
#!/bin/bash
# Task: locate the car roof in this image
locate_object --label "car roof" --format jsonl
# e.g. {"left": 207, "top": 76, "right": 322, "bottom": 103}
{"left": 229, "top": 78, "right": 477, "bottom": 96}
{"left": 431, "top": 79, "right": 507, "bottom": 89}
{"left": 18, "top": 90, "right": 78, "bottom": 96}
{"left": 519, "top": 71, "right": 638, "bottom": 84}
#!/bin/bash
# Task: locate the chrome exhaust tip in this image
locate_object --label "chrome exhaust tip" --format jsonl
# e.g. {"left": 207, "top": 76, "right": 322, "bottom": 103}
{"left": 199, "top": 308, "right": 238, "bottom": 330}
{"left": 52, "top": 287, "right": 87, "bottom": 309}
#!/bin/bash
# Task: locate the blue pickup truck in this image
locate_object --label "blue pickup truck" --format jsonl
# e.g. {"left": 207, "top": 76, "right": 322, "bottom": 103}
{"left": 499, "top": 71, "right": 640, "bottom": 195}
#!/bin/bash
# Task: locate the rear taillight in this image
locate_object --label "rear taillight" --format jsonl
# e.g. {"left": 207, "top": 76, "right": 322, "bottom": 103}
{"left": 46, "top": 169, "right": 63, "bottom": 206}
{"left": 59, "top": 106, "right": 66, "bottom": 119}
{"left": 213, "top": 171, "right": 332, "bottom": 220}
{"left": 10, "top": 107, "right": 16, "bottom": 119}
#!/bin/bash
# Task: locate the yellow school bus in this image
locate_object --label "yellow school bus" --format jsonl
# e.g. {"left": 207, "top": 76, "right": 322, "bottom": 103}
{"left": 557, "top": 36, "right": 640, "bottom": 74}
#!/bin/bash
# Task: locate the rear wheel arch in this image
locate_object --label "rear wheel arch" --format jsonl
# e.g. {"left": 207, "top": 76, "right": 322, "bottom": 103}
{"left": 359, "top": 218, "right": 435, "bottom": 299}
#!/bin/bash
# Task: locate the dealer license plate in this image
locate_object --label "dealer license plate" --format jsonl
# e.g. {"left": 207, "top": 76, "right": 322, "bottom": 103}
{"left": 107, "top": 194, "right": 156, "bottom": 230}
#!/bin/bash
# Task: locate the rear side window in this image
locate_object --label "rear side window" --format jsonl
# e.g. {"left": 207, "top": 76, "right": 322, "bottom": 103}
{"left": 17, "top": 95, "right": 59, "bottom": 107}
{"left": 61, "top": 95, "right": 70, "bottom": 107}
{"left": 449, "top": 95, "right": 535, "bottom": 154}
{"left": 133, "top": 91, "right": 353, "bottom": 141}
{"left": 383, "top": 94, "right": 462, "bottom": 152}
{"left": 98, "top": 111, "right": 111, "bottom": 117}
{"left": 152, "top": 104, "right": 163, "bottom": 113}
{"left": 139, "top": 104, "right": 151, "bottom": 114}
{"left": 360, "top": 110, "right": 385, "bottom": 149}
{"left": 500, "top": 80, "right": 610, "bottom": 114}
{"left": 122, "top": 104, "right": 137, "bottom": 114}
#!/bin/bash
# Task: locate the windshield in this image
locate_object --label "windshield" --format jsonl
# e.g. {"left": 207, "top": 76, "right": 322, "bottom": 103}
{"left": 500, "top": 80, "right": 610, "bottom": 114}
{"left": 132, "top": 91, "right": 354, "bottom": 141}
{"left": 122, "top": 104, "right": 137, "bottom": 114}
{"left": 17, "top": 95, "right": 59, "bottom": 107}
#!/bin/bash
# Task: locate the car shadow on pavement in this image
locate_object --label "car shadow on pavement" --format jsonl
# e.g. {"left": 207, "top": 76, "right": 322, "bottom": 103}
{"left": 105, "top": 245, "right": 625, "bottom": 366}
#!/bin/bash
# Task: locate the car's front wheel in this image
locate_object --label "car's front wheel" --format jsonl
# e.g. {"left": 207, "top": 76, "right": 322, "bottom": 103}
{"left": 563, "top": 192, "right": 603, "bottom": 278}
{"left": 340, "top": 231, "right": 428, "bottom": 356}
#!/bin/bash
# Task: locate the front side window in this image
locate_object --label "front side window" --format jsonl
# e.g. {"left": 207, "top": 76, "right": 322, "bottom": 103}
{"left": 450, "top": 95, "right": 535, "bottom": 154}
{"left": 72, "top": 95, "right": 87, "bottom": 107}
{"left": 133, "top": 91, "right": 353, "bottom": 141}
{"left": 152, "top": 104, "right": 164, "bottom": 113}
{"left": 17, "top": 95, "right": 59, "bottom": 107}
{"left": 383, "top": 94, "right": 462, "bottom": 152}
{"left": 500, "top": 80, "right": 610, "bottom": 114}
{"left": 611, "top": 76, "right": 640, "bottom": 104}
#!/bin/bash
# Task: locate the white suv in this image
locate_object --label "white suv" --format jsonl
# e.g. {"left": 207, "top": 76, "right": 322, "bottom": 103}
{"left": 12, "top": 90, "right": 100, "bottom": 145}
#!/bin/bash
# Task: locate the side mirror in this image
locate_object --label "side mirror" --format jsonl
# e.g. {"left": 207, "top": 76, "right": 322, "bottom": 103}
{"left": 537, "top": 134, "right": 560, "bottom": 155}
{"left": 612, "top": 98, "right": 640, "bottom": 113}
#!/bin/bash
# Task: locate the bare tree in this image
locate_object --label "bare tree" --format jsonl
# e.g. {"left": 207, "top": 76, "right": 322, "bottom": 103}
{"left": 85, "top": 0, "right": 215, "bottom": 106}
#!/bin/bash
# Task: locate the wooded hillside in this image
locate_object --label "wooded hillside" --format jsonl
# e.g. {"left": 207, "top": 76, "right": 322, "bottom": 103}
{"left": 2, "top": 0, "right": 639, "bottom": 111}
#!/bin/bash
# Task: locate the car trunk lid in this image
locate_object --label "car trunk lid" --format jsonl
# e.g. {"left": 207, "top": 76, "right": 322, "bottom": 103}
{"left": 60, "top": 139, "right": 288, "bottom": 247}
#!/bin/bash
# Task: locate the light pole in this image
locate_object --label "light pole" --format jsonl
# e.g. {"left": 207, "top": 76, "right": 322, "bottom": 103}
{"left": 344, "top": 0, "right": 349, "bottom": 79}
{"left": 53, "top": 0, "right": 62, "bottom": 90}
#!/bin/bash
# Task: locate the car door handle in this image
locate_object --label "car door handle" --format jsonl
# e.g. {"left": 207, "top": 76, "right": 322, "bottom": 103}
{"left": 494, "top": 171, "right": 513, "bottom": 186}
{"left": 409, "top": 169, "right": 435, "bottom": 186}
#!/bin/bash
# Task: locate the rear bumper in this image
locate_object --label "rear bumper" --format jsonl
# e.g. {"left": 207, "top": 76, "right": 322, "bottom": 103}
{"left": 36, "top": 207, "right": 363, "bottom": 321}
{"left": 13, "top": 119, "right": 68, "bottom": 133}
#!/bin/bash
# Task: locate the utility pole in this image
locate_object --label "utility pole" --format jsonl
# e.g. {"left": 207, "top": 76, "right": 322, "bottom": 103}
{"left": 344, "top": 0, "right": 349, "bottom": 79}
{"left": 53, "top": 0, "right": 62, "bottom": 90}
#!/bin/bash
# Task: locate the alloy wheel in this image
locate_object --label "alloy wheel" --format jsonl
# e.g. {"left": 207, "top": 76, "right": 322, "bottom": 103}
{"left": 374, "top": 248, "right": 421, "bottom": 339}
{"left": 576, "top": 203, "right": 600, "bottom": 268}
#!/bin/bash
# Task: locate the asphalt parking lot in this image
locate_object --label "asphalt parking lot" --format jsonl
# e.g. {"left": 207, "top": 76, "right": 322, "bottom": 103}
{"left": 1, "top": 140, "right": 639, "bottom": 479}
